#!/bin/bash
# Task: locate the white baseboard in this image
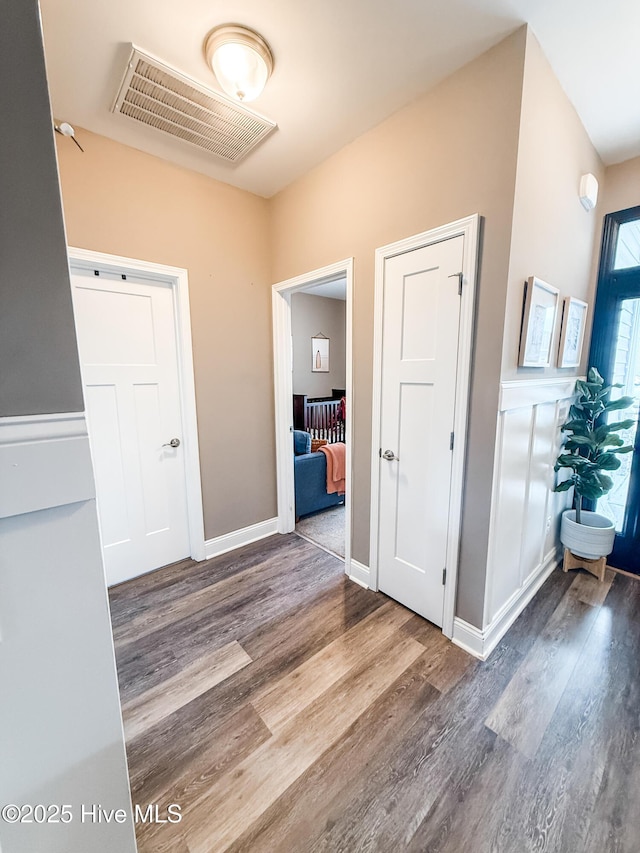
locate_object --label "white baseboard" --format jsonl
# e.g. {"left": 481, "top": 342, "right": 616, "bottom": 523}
{"left": 453, "top": 548, "right": 561, "bottom": 660}
{"left": 204, "top": 517, "right": 279, "bottom": 560}
{"left": 349, "top": 559, "right": 370, "bottom": 588}
{"left": 451, "top": 618, "right": 485, "bottom": 659}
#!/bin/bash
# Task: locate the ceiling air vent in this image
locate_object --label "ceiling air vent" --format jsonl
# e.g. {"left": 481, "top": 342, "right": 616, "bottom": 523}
{"left": 112, "top": 46, "right": 277, "bottom": 163}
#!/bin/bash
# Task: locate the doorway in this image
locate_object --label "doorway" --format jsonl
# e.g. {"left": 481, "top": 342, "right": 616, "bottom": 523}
{"left": 291, "top": 282, "right": 347, "bottom": 557}
{"left": 589, "top": 206, "right": 640, "bottom": 574}
{"left": 68, "top": 248, "right": 205, "bottom": 586}
{"left": 272, "top": 259, "right": 354, "bottom": 575}
{"left": 369, "top": 216, "right": 479, "bottom": 635}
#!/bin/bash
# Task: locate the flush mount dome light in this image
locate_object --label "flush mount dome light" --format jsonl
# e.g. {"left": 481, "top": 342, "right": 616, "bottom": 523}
{"left": 204, "top": 24, "right": 273, "bottom": 102}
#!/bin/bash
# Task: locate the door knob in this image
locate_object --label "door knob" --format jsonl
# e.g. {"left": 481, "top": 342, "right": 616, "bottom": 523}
{"left": 163, "top": 438, "right": 181, "bottom": 448}
{"left": 382, "top": 449, "right": 399, "bottom": 461}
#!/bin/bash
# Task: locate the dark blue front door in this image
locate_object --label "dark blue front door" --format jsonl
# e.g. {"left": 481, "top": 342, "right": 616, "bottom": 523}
{"left": 590, "top": 206, "right": 640, "bottom": 573}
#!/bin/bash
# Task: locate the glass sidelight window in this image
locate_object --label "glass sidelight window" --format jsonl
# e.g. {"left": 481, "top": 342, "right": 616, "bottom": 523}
{"left": 596, "top": 297, "right": 640, "bottom": 531}
{"left": 613, "top": 220, "right": 640, "bottom": 270}
{"left": 590, "top": 206, "right": 640, "bottom": 573}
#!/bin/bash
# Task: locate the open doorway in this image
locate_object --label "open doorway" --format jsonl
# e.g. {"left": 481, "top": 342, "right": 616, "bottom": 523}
{"left": 272, "top": 260, "right": 354, "bottom": 574}
{"left": 292, "top": 280, "right": 347, "bottom": 557}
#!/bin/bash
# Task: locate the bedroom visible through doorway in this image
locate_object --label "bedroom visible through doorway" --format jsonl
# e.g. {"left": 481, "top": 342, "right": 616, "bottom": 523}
{"left": 291, "top": 281, "right": 347, "bottom": 557}
{"left": 272, "top": 259, "right": 354, "bottom": 576}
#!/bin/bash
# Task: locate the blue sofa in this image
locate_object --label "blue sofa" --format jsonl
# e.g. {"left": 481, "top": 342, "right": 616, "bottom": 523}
{"left": 293, "top": 430, "right": 344, "bottom": 518}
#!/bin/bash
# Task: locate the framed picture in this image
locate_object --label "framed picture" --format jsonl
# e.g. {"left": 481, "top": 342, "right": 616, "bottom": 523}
{"left": 558, "top": 297, "right": 588, "bottom": 368}
{"left": 518, "top": 276, "right": 560, "bottom": 367}
{"left": 311, "top": 335, "right": 329, "bottom": 372}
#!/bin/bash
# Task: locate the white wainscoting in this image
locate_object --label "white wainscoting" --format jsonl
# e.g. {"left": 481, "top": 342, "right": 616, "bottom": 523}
{"left": 0, "top": 412, "right": 95, "bottom": 517}
{"left": 0, "top": 412, "right": 136, "bottom": 851}
{"left": 453, "top": 377, "right": 578, "bottom": 659}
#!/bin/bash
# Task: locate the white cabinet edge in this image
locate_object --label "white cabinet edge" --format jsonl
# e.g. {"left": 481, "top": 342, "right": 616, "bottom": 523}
{"left": 0, "top": 412, "right": 95, "bottom": 518}
{"left": 0, "top": 411, "right": 88, "bottom": 444}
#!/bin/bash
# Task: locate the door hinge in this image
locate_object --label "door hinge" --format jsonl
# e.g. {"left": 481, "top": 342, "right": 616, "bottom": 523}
{"left": 442, "top": 568, "right": 447, "bottom": 586}
{"left": 448, "top": 271, "right": 463, "bottom": 295}
{"left": 450, "top": 432, "right": 455, "bottom": 451}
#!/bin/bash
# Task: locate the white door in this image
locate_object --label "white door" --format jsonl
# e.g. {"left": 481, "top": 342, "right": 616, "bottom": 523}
{"left": 377, "top": 235, "right": 464, "bottom": 626}
{"left": 71, "top": 269, "right": 191, "bottom": 586}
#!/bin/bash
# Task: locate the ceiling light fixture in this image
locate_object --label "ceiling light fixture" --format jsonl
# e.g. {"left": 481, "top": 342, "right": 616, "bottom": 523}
{"left": 204, "top": 24, "right": 273, "bottom": 103}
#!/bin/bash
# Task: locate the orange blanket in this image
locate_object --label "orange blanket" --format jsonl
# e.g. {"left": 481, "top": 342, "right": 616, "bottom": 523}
{"left": 319, "top": 442, "right": 346, "bottom": 495}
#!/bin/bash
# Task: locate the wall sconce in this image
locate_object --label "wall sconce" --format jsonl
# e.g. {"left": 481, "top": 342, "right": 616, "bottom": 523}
{"left": 204, "top": 24, "right": 274, "bottom": 103}
{"left": 579, "top": 173, "right": 599, "bottom": 211}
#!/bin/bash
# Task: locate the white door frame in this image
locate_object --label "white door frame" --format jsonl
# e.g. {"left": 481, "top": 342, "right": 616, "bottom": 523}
{"left": 68, "top": 246, "right": 206, "bottom": 563}
{"left": 272, "top": 259, "right": 354, "bottom": 576}
{"left": 369, "top": 215, "right": 480, "bottom": 637}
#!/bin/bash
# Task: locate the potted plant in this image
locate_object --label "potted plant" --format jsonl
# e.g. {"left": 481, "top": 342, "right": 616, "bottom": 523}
{"left": 554, "top": 367, "right": 634, "bottom": 559}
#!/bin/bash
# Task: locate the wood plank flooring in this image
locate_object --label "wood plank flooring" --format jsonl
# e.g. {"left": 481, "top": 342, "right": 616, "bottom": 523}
{"left": 109, "top": 534, "right": 640, "bottom": 853}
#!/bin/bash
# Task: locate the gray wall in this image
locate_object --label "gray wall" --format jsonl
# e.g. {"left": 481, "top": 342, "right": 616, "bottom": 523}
{"left": 0, "top": 4, "right": 136, "bottom": 851}
{"left": 291, "top": 292, "right": 346, "bottom": 398}
{"left": 0, "top": 0, "right": 83, "bottom": 416}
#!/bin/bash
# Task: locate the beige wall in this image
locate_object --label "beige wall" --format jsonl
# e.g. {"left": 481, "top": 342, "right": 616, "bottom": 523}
{"left": 56, "top": 130, "right": 275, "bottom": 540}
{"left": 53, "top": 24, "right": 608, "bottom": 630}
{"left": 601, "top": 156, "right": 640, "bottom": 216}
{"left": 270, "top": 28, "right": 527, "bottom": 617}
{"left": 503, "top": 29, "right": 604, "bottom": 380}
{"left": 473, "top": 30, "right": 606, "bottom": 632}
{"left": 291, "top": 293, "right": 346, "bottom": 398}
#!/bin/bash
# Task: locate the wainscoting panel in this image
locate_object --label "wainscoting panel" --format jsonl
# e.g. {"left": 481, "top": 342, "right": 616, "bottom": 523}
{"left": 0, "top": 412, "right": 136, "bottom": 851}
{"left": 544, "top": 399, "right": 573, "bottom": 558}
{"left": 483, "top": 379, "right": 577, "bottom": 632}
{"left": 487, "top": 405, "right": 533, "bottom": 621}
{"left": 0, "top": 412, "right": 95, "bottom": 518}
{"left": 519, "top": 401, "right": 557, "bottom": 589}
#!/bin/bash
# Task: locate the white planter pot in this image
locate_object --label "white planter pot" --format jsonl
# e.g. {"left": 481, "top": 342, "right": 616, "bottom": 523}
{"left": 560, "top": 509, "right": 616, "bottom": 560}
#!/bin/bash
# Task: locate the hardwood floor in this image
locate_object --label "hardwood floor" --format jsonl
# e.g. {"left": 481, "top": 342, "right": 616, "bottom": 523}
{"left": 108, "top": 534, "right": 640, "bottom": 853}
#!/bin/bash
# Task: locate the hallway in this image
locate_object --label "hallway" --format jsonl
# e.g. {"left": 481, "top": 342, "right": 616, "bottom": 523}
{"left": 109, "top": 535, "right": 640, "bottom": 852}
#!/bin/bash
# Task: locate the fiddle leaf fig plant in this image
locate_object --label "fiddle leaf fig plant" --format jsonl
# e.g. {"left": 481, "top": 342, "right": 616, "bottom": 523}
{"left": 554, "top": 367, "right": 635, "bottom": 523}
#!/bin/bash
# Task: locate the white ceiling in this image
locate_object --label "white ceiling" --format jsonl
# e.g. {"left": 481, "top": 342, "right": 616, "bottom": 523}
{"left": 299, "top": 278, "right": 347, "bottom": 301}
{"left": 40, "top": 0, "right": 640, "bottom": 198}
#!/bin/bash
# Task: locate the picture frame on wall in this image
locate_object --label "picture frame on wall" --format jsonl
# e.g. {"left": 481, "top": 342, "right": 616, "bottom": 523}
{"left": 311, "top": 335, "right": 329, "bottom": 372}
{"left": 518, "top": 276, "right": 560, "bottom": 367}
{"left": 558, "top": 297, "right": 588, "bottom": 368}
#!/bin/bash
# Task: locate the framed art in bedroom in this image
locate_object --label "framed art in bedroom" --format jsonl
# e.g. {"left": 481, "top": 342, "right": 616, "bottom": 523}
{"left": 311, "top": 334, "right": 329, "bottom": 372}
{"left": 518, "top": 276, "right": 560, "bottom": 367}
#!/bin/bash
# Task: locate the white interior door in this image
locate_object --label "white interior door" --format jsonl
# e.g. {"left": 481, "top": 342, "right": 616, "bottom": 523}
{"left": 71, "top": 269, "right": 191, "bottom": 586}
{"left": 377, "top": 235, "right": 464, "bottom": 626}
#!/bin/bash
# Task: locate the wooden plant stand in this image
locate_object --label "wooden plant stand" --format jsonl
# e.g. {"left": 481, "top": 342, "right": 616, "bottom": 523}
{"left": 562, "top": 547, "right": 607, "bottom": 583}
